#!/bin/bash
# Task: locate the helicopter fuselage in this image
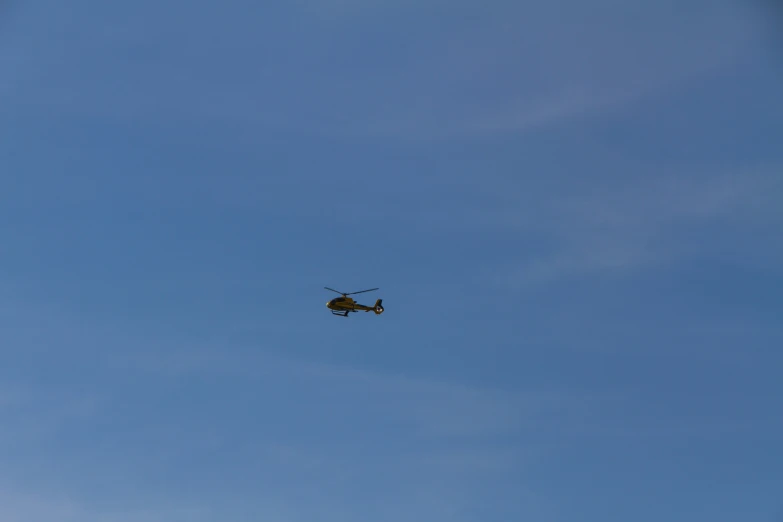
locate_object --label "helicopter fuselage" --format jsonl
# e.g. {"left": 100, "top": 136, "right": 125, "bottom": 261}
{"left": 326, "top": 296, "right": 384, "bottom": 317}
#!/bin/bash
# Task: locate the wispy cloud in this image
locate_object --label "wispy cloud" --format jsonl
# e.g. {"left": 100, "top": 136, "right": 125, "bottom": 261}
{"left": 2, "top": 0, "right": 764, "bottom": 141}
{"left": 108, "top": 343, "right": 585, "bottom": 441}
{"left": 0, "top": 384, "right": 102, "bottom": 447}
{"left": 491, "top": 164, "right": 783, "bottom": 285}
{"left": 272, "top": 0, "right": 763, "bottom": 140}
{"left": 0, "top": 339, "right": 569, "bottom": 522}
{"left": 0, "top": 489, "right": 208, "bottom": 522}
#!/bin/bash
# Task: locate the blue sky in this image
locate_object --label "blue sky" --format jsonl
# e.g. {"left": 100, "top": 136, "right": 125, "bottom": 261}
{"left": 1, "top": 1, "right": 782, "bottom": 520}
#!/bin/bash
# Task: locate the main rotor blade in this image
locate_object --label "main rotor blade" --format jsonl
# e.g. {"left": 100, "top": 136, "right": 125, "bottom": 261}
{"left": 324, "top": 287, "right": 345, "bottom": 295}
{"left": 345, "top": 287, "right": 379, "bottom": 295}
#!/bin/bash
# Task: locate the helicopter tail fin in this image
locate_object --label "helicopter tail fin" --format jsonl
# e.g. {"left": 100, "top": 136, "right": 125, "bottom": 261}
{"left": 373, "top": 299, "right": 384, "bottom": 315}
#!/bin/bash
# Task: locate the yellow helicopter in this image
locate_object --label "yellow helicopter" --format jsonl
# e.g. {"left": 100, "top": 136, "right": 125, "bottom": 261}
{"left": 325, "top": 287, "right": 384, "bottom": 317}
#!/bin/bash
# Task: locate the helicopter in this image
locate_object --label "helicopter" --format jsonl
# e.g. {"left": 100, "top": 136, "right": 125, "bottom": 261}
{"left": 325, "top": 287, "right": 384, "bottom": 317}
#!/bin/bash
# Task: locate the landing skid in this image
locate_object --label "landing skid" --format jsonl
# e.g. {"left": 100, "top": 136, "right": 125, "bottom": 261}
{"left": 331, "top": 310, "right": 350, "bottom": 317}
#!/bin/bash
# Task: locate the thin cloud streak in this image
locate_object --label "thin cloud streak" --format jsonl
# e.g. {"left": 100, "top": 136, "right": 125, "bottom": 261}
{"left": 1, "top": 0, "right": 764, "bottom": 141}
{"left": 0, "top": 339, "right": 566, "bottom": 522}
{"left": 107, "top": 343, "right": 588, "bottom": 440}
{"left": 0, "top": 489, "right": 209, "bottom": 522}
{"left": 492, "top": 165, "right": 783, "bottom": 286}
